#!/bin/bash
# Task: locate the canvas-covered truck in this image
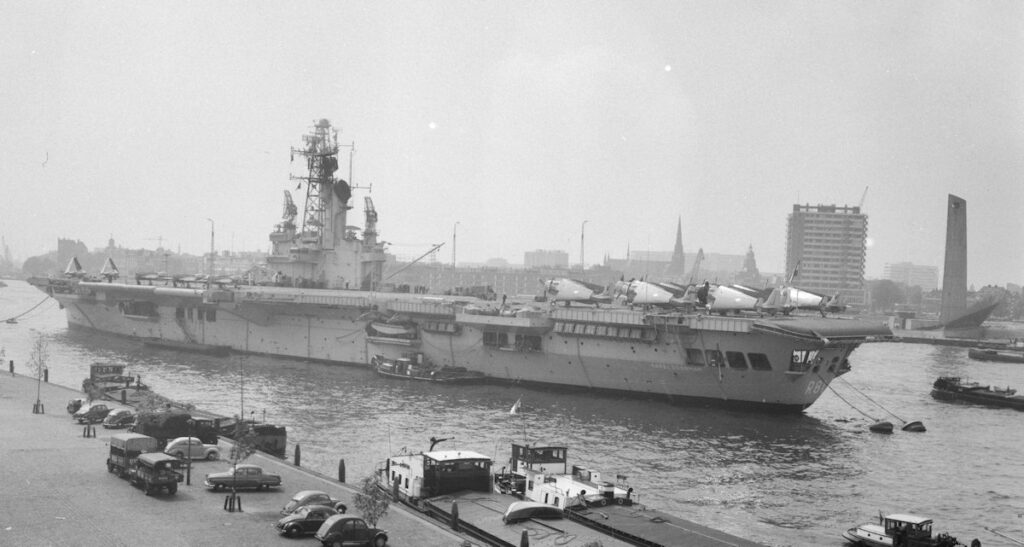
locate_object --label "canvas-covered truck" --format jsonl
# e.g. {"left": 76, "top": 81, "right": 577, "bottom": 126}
{"left": 128, "top": 453, "right": 183, "bottom": 496}
{"left": 107, "top": 433, "right": 159, "bottom": 478}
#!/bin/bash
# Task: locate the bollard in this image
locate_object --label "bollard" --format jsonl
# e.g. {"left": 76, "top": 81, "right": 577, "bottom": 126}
{"left": 338, "top": 458, "right": 346, "bottom": 483}
{"left": 224, "top": 494, "right": 243, "bottom": 512}
{"left": 451, "top": 501, "right": 460, "bottom": 532}
{"left": 43, "top": 368, "right": 49, "bottom": 383}
{"left": 121, "top": 390, "right": 127, "bottom": 404}
{"left": 9, "top": 360, "right": 13, "bottom": 375}
{"left": 520, "top": 530, "right": 529, "bottom": 547}
{"left": 294, "top": 444, "right": 301, "bottom": 467}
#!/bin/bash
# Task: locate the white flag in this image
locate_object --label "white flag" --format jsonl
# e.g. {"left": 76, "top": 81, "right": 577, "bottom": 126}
{"left": 509, "top": 398, "right": 521, "bottom": 415}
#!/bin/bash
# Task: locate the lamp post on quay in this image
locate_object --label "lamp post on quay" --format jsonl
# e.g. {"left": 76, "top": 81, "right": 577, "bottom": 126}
{"left": 580, "top": 220, "right": 588, "bottom": 271}
{"left": 186, "top": 418, "right": 195, "bottom": 485}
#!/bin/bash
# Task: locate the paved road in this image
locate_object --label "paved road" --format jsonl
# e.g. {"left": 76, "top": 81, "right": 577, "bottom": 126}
{"left": 0, "top": 371, "right": 472, "bottom": 547}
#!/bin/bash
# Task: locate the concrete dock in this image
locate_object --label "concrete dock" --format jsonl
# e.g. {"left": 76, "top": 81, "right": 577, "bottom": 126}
{"left": 0, "top": 371, "right": 470, "bottom": 547}
{"left": 1, "top": 370, "right": 770, "bottom": 547}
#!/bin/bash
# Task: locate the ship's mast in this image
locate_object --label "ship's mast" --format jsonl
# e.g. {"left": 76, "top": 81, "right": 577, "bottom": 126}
{"left": 290, "top": 119, "right": 354, "bottom": 250}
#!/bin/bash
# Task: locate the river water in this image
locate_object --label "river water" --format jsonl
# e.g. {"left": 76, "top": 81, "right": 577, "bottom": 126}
{"left": 2, "top": 279, "right": 1021, "bottom": 546}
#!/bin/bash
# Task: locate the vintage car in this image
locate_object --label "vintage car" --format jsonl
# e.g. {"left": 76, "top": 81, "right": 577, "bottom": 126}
{"left": 281, "top": 490, "right": 348, "bottom": 515}
{"left": 74, "top": 403, "right": 111, "bottom": 424}
{"left": 164, "top": 437, "right": 220, "bottom": 461}
{"left": 128, "top": 453, "right": 183, "bottom": 496}
{"left": 102, "top": 408, "right": 135, "bottom": 429}
{"left": 204, "top": 464, "right": 282, "bottom": 491}
{"left": 314, "top": 515, "right": 388, "bottom": 547}
{"left": 275, "top": 505, "right": 338, "bottom": 537}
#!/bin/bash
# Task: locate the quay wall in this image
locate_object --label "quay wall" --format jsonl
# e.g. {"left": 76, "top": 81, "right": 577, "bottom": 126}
{"left": 0, "top": 370, "right": 470, "bottom": 547}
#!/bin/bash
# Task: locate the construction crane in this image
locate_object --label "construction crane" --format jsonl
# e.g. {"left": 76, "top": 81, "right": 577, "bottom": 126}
{"left": 858, "top": 186, "right": 869, "bottom": 210}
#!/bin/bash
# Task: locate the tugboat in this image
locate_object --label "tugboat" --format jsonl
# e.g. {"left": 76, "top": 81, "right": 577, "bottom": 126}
{"left": 931, "top": 376, "right": 1024, "bottom": 410}
{"left": 842, "top": 513, "right": 977, "bottom": 547}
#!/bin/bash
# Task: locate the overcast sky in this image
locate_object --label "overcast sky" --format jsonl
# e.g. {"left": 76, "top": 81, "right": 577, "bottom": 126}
{"left": 2, "top": 1, "right": 1021, "bottom": 287}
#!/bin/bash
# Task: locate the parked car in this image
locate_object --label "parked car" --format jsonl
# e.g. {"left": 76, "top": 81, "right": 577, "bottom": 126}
{"left": 102, "top": 408, "right": 135, "bottom": 429}
{"left": 314, "top": 515, "right": 388, "bottom": 547}
{"left": 74, "top": 403, "right": 111, "bottom": 424}
{"left": 281, "top": 490, "right": 348, "bottom": 515}
{"left": 275, "top": 505, "right": 338, "bottom": 537}
{"left": 164, "top": 437, "right": 220, "bottom": 461}
{"left": 128, "top": 453, "right": 183, "bottom": 496}
{"left": 204, "top": 464, "right": 282, "bottom": 491}
{"left": 66, "top": 398, "right": 86, "bottom": 414}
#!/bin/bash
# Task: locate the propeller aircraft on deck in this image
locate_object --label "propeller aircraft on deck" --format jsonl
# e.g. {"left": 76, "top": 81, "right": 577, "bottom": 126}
{"left": 541, "top": 278, "right": 613, "bottom": 306}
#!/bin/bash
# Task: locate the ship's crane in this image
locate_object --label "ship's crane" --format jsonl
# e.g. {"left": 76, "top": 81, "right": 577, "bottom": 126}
{"left": 382, "top": 242, "right": 445, "bottom": 282}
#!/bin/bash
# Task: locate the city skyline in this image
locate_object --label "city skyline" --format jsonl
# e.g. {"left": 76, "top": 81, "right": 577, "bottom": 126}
{"left": 3, "top": 2, "right": 1021, "bottom": 287}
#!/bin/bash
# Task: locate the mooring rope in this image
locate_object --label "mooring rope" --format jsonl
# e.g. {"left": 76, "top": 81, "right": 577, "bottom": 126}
{"left": 835, "top": 375, "right": 907, "bottom": 423}
{"left": 821, "top": 376, "right": 877, "bottom": 421}
{"left": 2, "top": 296, "right": 51, "bottom": 323}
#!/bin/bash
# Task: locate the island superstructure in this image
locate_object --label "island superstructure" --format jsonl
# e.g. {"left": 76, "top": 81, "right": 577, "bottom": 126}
{"left": 29, "top": 119, "right": 893, "bottom": 412}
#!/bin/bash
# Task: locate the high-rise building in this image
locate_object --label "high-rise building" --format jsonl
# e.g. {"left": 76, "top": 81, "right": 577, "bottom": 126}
{"left": 785, "top": 203, "right": 867, "bottom": 306}
{"left": 883, "top": 262, "right": 938, "bottom": 291}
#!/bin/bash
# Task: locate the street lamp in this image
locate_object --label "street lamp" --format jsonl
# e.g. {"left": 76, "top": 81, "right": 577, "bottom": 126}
{"left": 580, "top": 220, "right": 588, "bottom": 271}
{"left": 186, "top": 418, "right": 194, "bottom": 485}
{"left": 206, "top": 218, "right": 215, "bottom": 293}
{"left": 452, "top": 221, "right": 460, "bottom": 268}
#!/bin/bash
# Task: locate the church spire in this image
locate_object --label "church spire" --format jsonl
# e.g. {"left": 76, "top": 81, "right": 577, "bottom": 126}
{"left": 667, "top": 216, "right": 686, "bottom": 277}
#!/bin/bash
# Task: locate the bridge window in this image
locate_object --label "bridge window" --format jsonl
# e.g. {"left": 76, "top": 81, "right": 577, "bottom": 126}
{"left": 748, "top": 353, "right": 772, "bottom": 371}
{"left": 726, "top": 351, "right": 748, "bottom": 370}
{"left": 705, "top": 350, "right": 724, "bottom": 367}
{"left": 685, "top": 348, "right": 705, "bottom": 367}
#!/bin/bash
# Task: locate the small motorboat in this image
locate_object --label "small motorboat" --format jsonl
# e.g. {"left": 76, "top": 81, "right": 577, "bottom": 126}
{"left": 502, "top": 501, "right": 564, "bottom": 524}
{"left": 842, "top": 513, "right": 975, "bottom": 547}
{"left": 967, "top": 347, "right": 1024, "bottom": 364}
{"left": 371, "top": 354, "right": 486, "bottom": 384}
{"left": 931, "top": 376, "right": 1024, "bottom": 410}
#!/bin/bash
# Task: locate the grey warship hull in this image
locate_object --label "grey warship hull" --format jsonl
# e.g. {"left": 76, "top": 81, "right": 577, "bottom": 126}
{"left": 32, "top": 280, "right": 891, "bottom": 411}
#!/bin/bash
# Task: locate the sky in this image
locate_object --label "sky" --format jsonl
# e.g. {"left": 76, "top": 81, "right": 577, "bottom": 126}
{"left": 2, "top": 1, "right": 1022, "bottom": 287}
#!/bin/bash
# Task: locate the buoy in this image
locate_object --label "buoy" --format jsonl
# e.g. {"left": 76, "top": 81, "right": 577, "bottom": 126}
{"left": 901, "top": 421, "right": 926, "bottom": 432}
{"left": 869, "top": 421, "right": 894, "bottom": 434}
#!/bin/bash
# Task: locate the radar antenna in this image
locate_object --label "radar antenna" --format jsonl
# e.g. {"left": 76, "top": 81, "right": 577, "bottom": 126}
{"left": 282, "top": 191, "right": 297, "bottom": 229}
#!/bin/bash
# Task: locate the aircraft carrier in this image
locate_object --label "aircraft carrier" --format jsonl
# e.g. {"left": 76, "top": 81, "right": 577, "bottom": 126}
{"left": 29, "top": 119, "right": 893, "bottom": 412}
